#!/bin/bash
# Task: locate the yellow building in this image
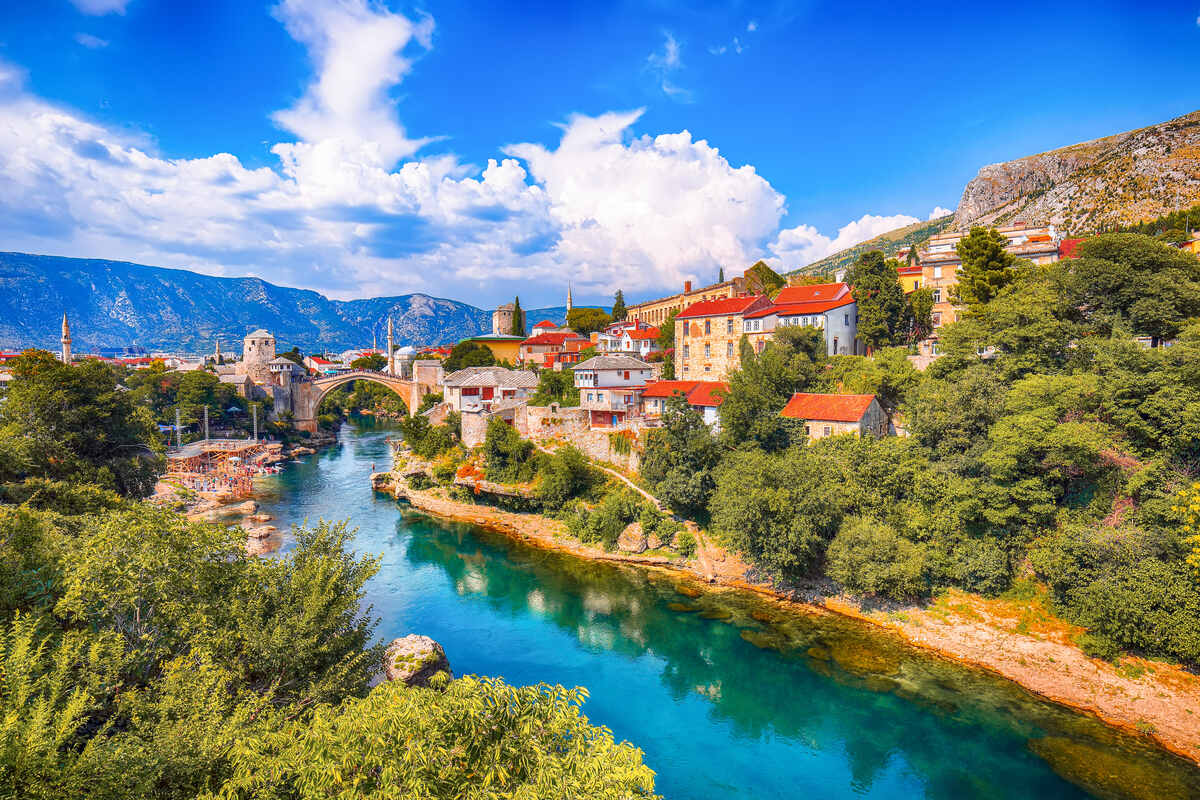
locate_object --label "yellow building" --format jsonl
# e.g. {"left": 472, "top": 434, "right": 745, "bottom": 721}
{"left": 917, "top": 224, "right": 1062, "bottom": 358}
{"left": 1182, "top": 233, "right": 1200, "bottom": 255}
{"left": 463, "top": 334, "right": 524, "bottom": 364}
{"left": 625, "top": 277, "right": 747, "bottom": 326}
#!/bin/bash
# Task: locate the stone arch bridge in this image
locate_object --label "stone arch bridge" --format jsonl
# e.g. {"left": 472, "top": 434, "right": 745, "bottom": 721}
{"left": 290, "top": 369, "right": 440, "bottom": 432}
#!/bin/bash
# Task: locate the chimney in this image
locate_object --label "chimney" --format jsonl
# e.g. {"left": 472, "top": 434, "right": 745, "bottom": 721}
{"left": 684, "top": 280, "right": 693, "bottom": 293}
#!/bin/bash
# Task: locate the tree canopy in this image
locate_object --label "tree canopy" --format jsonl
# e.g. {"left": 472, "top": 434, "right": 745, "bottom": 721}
{"left": 566, "top": 307, "right": 613, "bottom": 337}
{"left": 952, "top": 226, "right": 1017, "bottom": 307}
{"left": 443, "top": 341, "right": 496, "bottom": 372}
{"left": 611, "top": 290, "right": 627, "bottom": 322}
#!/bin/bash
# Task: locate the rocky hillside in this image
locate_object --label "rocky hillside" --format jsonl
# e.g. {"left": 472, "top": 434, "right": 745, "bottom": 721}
{"left": 789, "top": 216, "right": 953, "bottom": 278}
{"left": 954, "top": 109, "right": 1200, "bottom": 232}
{"left": 0, "top": 252, "right": 570, "bottom": 353}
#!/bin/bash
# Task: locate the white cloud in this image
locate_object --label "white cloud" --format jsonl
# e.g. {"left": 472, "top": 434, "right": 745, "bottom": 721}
{"left": 0, "top": 3, "right": 927, "bottom": 306}
{"left": 270, "top": 0, "right": 435, "bottom": 166}
{"left": 747, "top": 20, "right": 758, "bottom": 32}
{"left": 69, "top": 0, "right": 128, "bottom": 14}
{"left": 646, "top": 31, "right": 691, "bottom": 100}
{"left": 929, "top": 205, "right": 954, "bottom": 219}
{"left": 769, "top": 213, "right": 921, "bottom": 270}
{"left": 74, "top": 33, "right": 109, "bottom": 49}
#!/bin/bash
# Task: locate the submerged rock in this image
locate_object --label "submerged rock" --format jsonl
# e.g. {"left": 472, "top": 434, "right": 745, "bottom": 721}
{"left": 617, "top": 522, "right": 647, "bottom": 554}
{"left": 384, "top": 635, "right": 452, "bottom": 687}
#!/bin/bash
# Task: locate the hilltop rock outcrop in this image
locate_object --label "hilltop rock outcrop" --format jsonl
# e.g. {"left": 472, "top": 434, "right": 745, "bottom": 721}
{"left": 953, "top": 109, "right": 1200, "bottom": 231}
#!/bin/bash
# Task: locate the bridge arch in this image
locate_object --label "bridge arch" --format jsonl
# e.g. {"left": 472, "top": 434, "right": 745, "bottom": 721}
{"left": 293, "top": 370, "right": 436, "bottom": 431}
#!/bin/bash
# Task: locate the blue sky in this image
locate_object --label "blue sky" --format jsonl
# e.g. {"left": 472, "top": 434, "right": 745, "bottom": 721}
{"left": 0, "top": 0, "right": 1196, "bottom": 307}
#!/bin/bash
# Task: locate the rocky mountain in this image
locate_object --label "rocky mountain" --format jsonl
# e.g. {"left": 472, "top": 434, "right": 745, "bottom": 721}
{"left": 789, "top": 216, "right": 954, "bottom": 278}
{"left": 953, "top": 109, "right": 1200, "bottom": 232}
{"left": 0, "top": 252, "right": 571, "bottom": 353}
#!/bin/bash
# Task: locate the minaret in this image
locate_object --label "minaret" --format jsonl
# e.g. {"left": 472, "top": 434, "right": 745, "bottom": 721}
{"left": 566, "top": 283, "right": 573, "bottom": 314}
{"left": 60, "top": 313, "right": 72, "bottom": 365}
{"left": 214, "top": 338, "right": 222, "bottom": 364}
{"left": 386, "top": 316, "right": 395, "bottom": 375}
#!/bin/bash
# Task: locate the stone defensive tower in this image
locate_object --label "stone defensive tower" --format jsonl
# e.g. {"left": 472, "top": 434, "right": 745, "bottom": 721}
{"left": 491, "top": 302, "right": 516, "bottom": 336}
{"left": 242, "top": 329, "right": 276, "bottom": 383}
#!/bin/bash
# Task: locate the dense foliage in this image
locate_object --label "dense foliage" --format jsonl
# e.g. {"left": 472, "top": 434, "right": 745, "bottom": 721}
{"left": 442, "top": 341, "right": 496, "bottom": 372}
{"left": 643, "top": 233, "right": 1200, "bottom": 665}
{"left": 0, "top": 363, "right": 659, "bottom": 798}
{"left": 566, "top": 307, "right": 612, "bottom": 337}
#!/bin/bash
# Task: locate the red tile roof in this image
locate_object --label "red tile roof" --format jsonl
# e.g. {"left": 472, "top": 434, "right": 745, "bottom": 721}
{"left": 676, "top": 295, "right": 769, "bottom": 319}
{"left": 642, "top": 380, "right": 729, "bottom": 407}
{"left": 897, "top": 263, "right": 922, "bottom": 275}
{"left": 1058, "top": 238, "right": 1084, "bottom": 259}
{"left": 308, "top": 355, "right": 335, "bottom": 364}
{"left": 780, "top": 392, "right": 877, "bottom": 422}
{"left": 686, "top": 381, "right": 730, "bottom": 407}
{"left": 522, "top": 332, "right": 585, "bottom": 347}
{"left": 774, "top": 282, "right": 851, "bottom": 304}
{"left": 628, "top": 327, "right": 660, "bottom": 340}
{"left": 533, "top": 319, "right": 558, "bottom": 328}
{"left": 745, "top": 295, "right": 855, "bottom": 318}
{"left": 642, "top": 380, "right": 701, "bottom": 398}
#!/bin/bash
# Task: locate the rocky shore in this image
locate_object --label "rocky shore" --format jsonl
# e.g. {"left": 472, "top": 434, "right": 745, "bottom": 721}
{"left": 372, "top": 467, "right": 1200, "bottom": 767}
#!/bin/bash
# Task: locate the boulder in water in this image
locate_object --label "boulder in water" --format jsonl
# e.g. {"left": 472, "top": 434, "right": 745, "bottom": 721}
{"left": 384, "top": 635, "right": 452, "bottom": 687}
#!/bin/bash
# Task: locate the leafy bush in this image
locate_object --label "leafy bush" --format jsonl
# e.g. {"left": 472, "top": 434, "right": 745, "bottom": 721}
{"left": 674, "top": 528, "right": 697, "bottom": 558}
{"left": 566, "top": 488, "right": 647, "bottom": 550}
{"left": 535, "top": 446, "right": 594, "bottom": 511}
{"left": 408, "top": 472, "right": 433, "bottom": 491}
{"left": 483, "top": 417, "right": 536, "bottom": 484}
{"left": 826, "top": 517, "right": 928, "bottom": 602}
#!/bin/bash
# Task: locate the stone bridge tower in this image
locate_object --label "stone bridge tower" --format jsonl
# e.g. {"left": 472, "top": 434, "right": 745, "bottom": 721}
{"left": 242, "top": 329, "right": 275, "bottom": 383}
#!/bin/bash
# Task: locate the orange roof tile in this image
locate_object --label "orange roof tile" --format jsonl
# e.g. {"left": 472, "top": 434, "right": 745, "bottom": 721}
{"left": 775, "top": 283, "right": 851, "bottom": 304}
{"left": 780, "top": 392, "right": 876, "bottom": 422}
{"left": 686, "top": 381, "right": 730, "bottom": 407}
{"left": 676, "top": 295, "right": 769, "bottom": 319}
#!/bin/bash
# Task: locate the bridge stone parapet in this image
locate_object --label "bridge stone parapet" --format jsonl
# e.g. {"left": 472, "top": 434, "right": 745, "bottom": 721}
{"left": 287, "top": 365, "right": 442, "bottom": 432}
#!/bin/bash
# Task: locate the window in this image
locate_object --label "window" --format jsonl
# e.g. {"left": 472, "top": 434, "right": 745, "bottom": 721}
{"left": 933, "top": 265, "right": 943, "bottom": 279}
{"left": 704, "top": 319, "right": 711, "bottom": 335}
{"left": 823, "top": 426, "right": 832, "bottom": 437}
{"left": 804, "top": 425, "right": 810, "bottom": 436}
{"left": 683, "top": 345, "right": 690, "bottom": 359}
{"left": 931, "top": 289, "right": 941, "bottom": 303}
{"left": 623, "top": 371, "right": 629, "bottom": 380}
{"left": 844, "top": 314, "right": 849, "bottom": 325}
{"left": 833, "top": 337, "right": 838, "bottom": 352}
{"left": 704, "top": 365, "right": 711, "bottom": 372}
{"left": 727, "top": 318, "right": 734, "bottom": 334}
{"left": 704, "top": 343, "right": 711, "bottom": 358}
{"left": 587, "top": 393, "right": 593, "bottom": 402}
{"left": 727, "top": 341, "right": 734, "bottom": 358}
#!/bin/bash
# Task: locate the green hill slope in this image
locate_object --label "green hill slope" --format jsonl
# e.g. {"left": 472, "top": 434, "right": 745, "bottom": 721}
{"left": 788, "top": 215, "right": 954, "bottom": 278}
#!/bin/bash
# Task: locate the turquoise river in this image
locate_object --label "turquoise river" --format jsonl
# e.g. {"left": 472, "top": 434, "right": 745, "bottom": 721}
{"left": 250, "top": 420, "right": 1200, "bottom": 800}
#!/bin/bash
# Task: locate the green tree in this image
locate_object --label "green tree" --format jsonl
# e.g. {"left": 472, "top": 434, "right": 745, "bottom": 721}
{"left": 717, "top": 326, "right": 823, "bottom": 452}
{"left": 906, "top": 287, "right": 934, "bottom": 343}
{"left": 611, "top": 290, "right": 627, "bottom": 322}
{"left": 845, "top": 251, "right": 909, "bottom": 350}
{"left": 349, "top": 353, "right": 387, "bottom": 371}
{"left": 640, "top": 395, "right": 722, "bottom": 519}
{"left": 279, "top": 346, "right": 305, "bottom": 366}
{"left": 483, "top": 416, "right": 535, "bottom": 483}
{"left": 530, "top": 369, "right": 580, "bottom": 406}
{"left": 822, "top": 347, "right": 922, "bottom": 421}
{"left": 718, "top": 267, "right": 725, "bottom": 283}
{"left": 566, "top": 308, "right": 612, "bottom": 337}
{"left": 0, "top": 351, "right": 162, "bottom": 496}
{"left": 952, "top": 226, "right": 1016, "bottom": 307}
{"left": 826, "top": 517, "right": 928, "bottom": 601}
{"left": 657, "top": 309, "right": 678, "bottom": 351}
{"left": 215, "top": 676, "right": 659, "bottom": 800}
{"left": 443, "top": 341, "right": 496, "bottom": 372}
{"left": 511, "top": 297, "right": 526, "bottom": 337}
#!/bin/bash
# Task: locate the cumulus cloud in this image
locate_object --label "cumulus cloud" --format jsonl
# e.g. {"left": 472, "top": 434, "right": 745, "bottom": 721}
{"left": 747, "top": 20, "right": 758, "bottom": 31}
{"left": 270, "top": 0, "right": 435, "bottom": 166}
{"left": 69, "top": 0, "right": 128, "bottom": 14}
{"left": 768, "top": 213, "right": 921, "bottom": 270}
{"left": 929, "top": 205, "right": 954, "bottom": 219}
{"left": 0, "top": 1, "right": 926, "bottom": 306}
{"left": 74, "top": 33, "right": 109, "bottom": 49}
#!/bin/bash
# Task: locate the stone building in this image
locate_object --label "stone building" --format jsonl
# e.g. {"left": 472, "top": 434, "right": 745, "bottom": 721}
{"left": 780, "top": 393, "right": 888, "bottom": 440}
{"left": 624, "top": 277, "right": 748, "bottom": 327}
{"left": 491, "top": 302, "right": 525, "bottom": 336}
{"left": 742, "top": 283, "right": 859, "bottom": 357}
{"left": 241, "top": 329, "right": 276, "bottom": 383}
{"left": 674, "top": 295, "right": 771, "bottom": 381}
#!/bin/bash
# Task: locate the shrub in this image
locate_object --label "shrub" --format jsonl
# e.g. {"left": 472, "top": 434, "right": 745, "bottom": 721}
{"left": 432, "top": 457, "right": 458, "bottom": 486}
{"left": 948, "top": 537, "right": 1010, "bottom": 596}
{"left": 1075, "top": 631, "right": 1122, "bottom": 662}
{"left": 674, "top": 528, "right": 697, "bottom": 558}
{"left": 566, "top": 488, "right": 647, "bottom": 550}
{"left": 408, "top": 473, "right": 433, "bottom": 491}
{"left": 826, "top": 517, "right": 928, "bottom": 602}
{"left": 535, "top": 446, "right": 594, "bottom": 511}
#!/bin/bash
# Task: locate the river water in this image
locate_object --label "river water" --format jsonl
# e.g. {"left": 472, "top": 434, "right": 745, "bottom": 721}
{"left": 251, "top": 420, "right": 1200, "bottom": 800}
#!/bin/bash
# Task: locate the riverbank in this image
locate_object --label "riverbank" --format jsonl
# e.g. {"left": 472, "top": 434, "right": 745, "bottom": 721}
{"left": 373, "top": 469, "right": 1200, "bottom": 768}
{"left": 153, "top": 429, "right": 340, "bottom": 554}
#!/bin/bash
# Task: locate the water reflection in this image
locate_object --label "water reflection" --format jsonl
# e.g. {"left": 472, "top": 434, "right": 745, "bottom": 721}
{"left": 257, "top": 421, "right": 1200, "bottom": 800}
{"left": 403, "top": 514, "right": 1200, "bottom": 800}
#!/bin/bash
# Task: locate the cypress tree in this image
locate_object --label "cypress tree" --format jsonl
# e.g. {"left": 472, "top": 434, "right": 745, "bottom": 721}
{"left": 612, "top": 290, "right": 627, "bottom": 321}
{"left": 510, "top": 297, "right": 525, "bottom": 336}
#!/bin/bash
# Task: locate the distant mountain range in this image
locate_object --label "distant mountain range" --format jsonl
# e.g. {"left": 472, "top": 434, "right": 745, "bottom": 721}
{"left": 0, "top": 252, "right": 576, "bottom": 353}
{"left": 793, "top": 108, "right": 1200, "bottom": 277}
